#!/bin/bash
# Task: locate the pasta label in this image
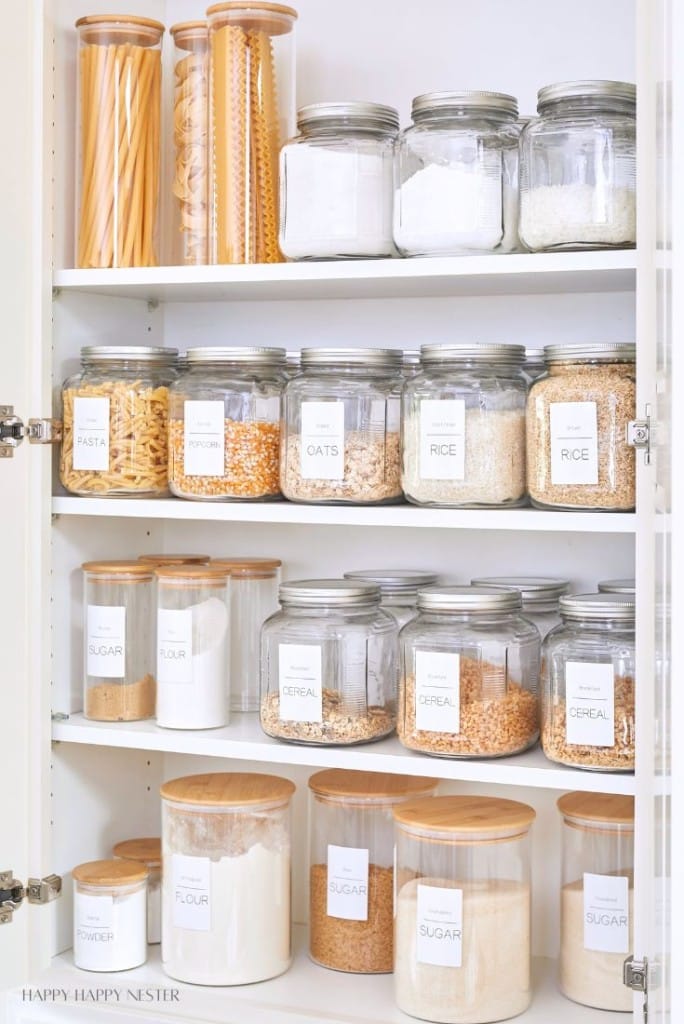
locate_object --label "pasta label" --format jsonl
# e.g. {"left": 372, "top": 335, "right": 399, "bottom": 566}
{"left": 183, "top": 401, "right": 225, "bottom": 477}
{"left": 73, "top": 397, "right": 110, "bottom": 471}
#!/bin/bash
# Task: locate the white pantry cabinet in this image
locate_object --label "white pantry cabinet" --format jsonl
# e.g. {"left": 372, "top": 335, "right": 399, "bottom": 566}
{"left": 0, "top": 0, "right": 678, "bottom": 1022}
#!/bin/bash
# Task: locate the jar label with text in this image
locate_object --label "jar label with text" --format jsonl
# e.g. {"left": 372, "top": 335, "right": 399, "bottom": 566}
{"left": 87, "top": 605, "right": 126, "bottom": 678}
{"left": 73, "top": 397, "right": 110, "bottom": 471}
{"left": 172, "top": 854, "right": 211, "bottom": 931}
{"left": 565, "top": 661, "right": 615, "bottom": 746}
{"left": 326, "top": 844, "right": 369, "bottom": 921}
{"left": 583, "top": 872, "right": 630, "bottom": 953}
{"left": 416, "top": 884, "right": 463, "bottom": 967}
{"left": 278, "top": 643, "right": 323, "bottom": 722}
{"left": 157, "top": 608, "right": 193, "bottom": 685}
{"left": 419, "top": 400, "right": 466, "bottom": 480}
{"left": 300, "top": 402, "right": 345, "bottom": 480}
{"left": 549, "top": 402, "right": 599, "bottom": 486}
{"left": 75, "top": 893, "right": 114, "bottom": 947}
{"left": 183, "top": 400, "right": 225, "bottom": 477}
{"left": 415, "top": 650, "right": 460, "bottom": 732}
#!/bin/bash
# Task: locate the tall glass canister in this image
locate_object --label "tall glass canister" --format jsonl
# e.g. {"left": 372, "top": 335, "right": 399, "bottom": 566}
{"left": 170, "top": 21, "right": 209, "bottom": 265}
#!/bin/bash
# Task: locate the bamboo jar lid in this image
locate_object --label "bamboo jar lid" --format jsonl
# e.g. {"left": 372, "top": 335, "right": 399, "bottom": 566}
{"left": 206, "top": 2, "right": 298, "bottom": 36}
{"left": 112, "top": 838, "right": 161, "bottom": 867}
{"left": 161, "top": 772, "right": 295, "bottom": 808}
{"left": 309, "top": 769, "right": 438, "bottom": 804}
{"left": 557, "top": 792, "right": 634, "bottom": 826}
{"left": 154, "top": 565, "right": 230, "bottom": 586}
{"left": 81, "top": 560, "right": 153, "bottom": 581}
{"left": 138, "top": 554, "right": 210, "bottom": 566}
{"left": 393, "top": 795, "right": 536, "bottom": 839}
{"left": 73, "top": 859, "right": 148, "bottom": 886}
{"left": 76, "top": 15, "right": 165, "bottom": 47}
{"left": 211, "top": 557, "right": 282, "bottom": 579}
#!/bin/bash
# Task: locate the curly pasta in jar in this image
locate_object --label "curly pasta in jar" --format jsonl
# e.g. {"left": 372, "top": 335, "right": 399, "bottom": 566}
{"left": 170, "top": 22, "right": 209, "bottom": 265}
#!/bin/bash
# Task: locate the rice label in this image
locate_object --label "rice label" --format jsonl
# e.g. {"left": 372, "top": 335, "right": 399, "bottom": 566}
{"left": 416, "top": 884, "right": 463, "bottom": 967}
{"left": 87, "top": 605, "right": 126, "bottom": 678}
{"left": 415, "top": 650, "right": 460, "bottom": 732}
{"left": 278, "top": 643, "right": 323, "bottom": 722}
{"left": 300, "top": 402, "right": 345, "bottom": 480}
{"left": 183, "top": 400, "right": 225, "bottom": 477}
{"left": 419, "top": 399, "right": 466, "bottom": 480}
{"left": 326, "top": 844, "right": 369, "bottom": 921}
{"left": 172, "top": 854, "right": 211, "bottom": 932}
{"left": 73, "top": 397, "right": 110, "bottom": 470}
{"left": 549, "top": 402, "right": 599, "bottom": 485}
{"left": 583, "top": 873, "right": 629, "bottom": 953}
{"left": 157, "top": 608, "right": 193, "bottom": 684}
{"left": 565, "top": 661, "right": 615, "bottom": 746}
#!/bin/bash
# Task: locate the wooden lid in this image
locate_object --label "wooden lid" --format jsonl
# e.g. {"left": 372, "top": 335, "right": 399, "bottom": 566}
{"left": 393, "top": 795, "right": 536, "bottom": 836}
{"left": 138, "top": 554, "right": 210, "bottom": 566}
{"left": 75, "top": 14, "right": 164, "bottom": 46}
{"left": 211, "top": 557, "right": 281, "bottom": 578}
{"left": 82, "top": 560, "right": 153, "bottom": 578}
{"left": 557, "top": 792, "right": 634, "bottom": 826}
{"left": 154, "top": 565, "right": 230, "bottom": 582}
{"left": 72, "top": 859, "right": 148, "bottom": 885}
{"left": 206, "top": 2, "right": 297, "bottom": 34}
{"left": 160, "top": 772, "right": 295, "bottom": 808}
{"left": 170, "top": 21, "right": 209, "bottom": 51}
{"left": 309, "top": 769, "right": 438, "bottom": 802}
{"left": 112, "top": 838, "right": 161, "bottom": 867}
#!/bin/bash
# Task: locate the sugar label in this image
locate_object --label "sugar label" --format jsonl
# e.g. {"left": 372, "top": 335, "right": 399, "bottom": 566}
{"left": 549, "top": 402, "right": 599, "bottom": 485}
{"left": 416, "top": 884, "right": 463, "bottom": 967}
{"left": 583, "top": 873, "right": 630, "bottom": 953}
{"left": 278, "top": 643, "right": 323, "bottom": 722}
{"left": 419, "top": 399, "right": 465, "bottom": 480}
{"left": 415, "top": 650, "right": 460, "bottom": 732}
{"left": 157, "top": 608, "right": 193, "bottom": 684}
{"left": 72, "top": 397, "right": 110, "bottom": 471}
{"left": 300, "top": 402, "right": 345, "bottom": 480}
{"left": 172, "top": 854, "right": 211, "bottom": 931}
{"left": 183, "top": 400, "right": 225, "bottom": 477}
{"left": 326, "top": 844, "right": 369, "bottom": 921}
{"left": 87, "top": 605, "right": 126, "bottom": 678}
{"left": 565, "top": 661, "right": 615, "bottom": 747}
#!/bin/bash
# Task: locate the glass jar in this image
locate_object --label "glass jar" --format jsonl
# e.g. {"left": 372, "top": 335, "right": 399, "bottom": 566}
{"left": 168, "top": 347, "right": 286, "bottom": 501}
{"left": 526, "top": 343, "right": 636, "bottom": 511}
{"left": 207, "top": 2, "right": 297, "bottom": 264}
{"left": 523, "top": 347, "right": 546, "bottom": 382}
{"left": 470, "top": 575, "right": 570, "bottom": 637}
{"left": 160, "top": 771, "right": 294, "bottom": 985}
{"left": 557, "top": 792, "right": 634, "bottom": 1011}
{"left": 60, "top": 346, "right": 178, "bottom": 497}
{"left": 154, "top": 565, "right": 230, "bottom": 730}
{"left": 285, "top": 350, "right": 301, "bottom": 378}
{"left": 394, "top": 92, "right": 519, "bottom": 257}
{"left": 398, "top": 586, "right": 540, "bottom": 758}
{"left": 308, "top": 769, "right": 438, "bottom": 974}
{"left": 75, "top": 16, "right": 164, "bottom": 268}
{"left": 519, "top": 80, "right": 636, "bottom": 252}
{"left": 598, "top": 578, "right": 635, "bottom": 595}
{"left": 402, "top": 350, "right": 421, "bottom": 380}
{"left": 82, "top": 561, "right": 155, "bottom": 722}
{"left": 541, "top": 593, "right": 635, "bottom": 771}
{"left": 211, "top": 557, "right": 282, "bottom": 712}
{"left": 280, "top": 102, "right": 399, "bottom": 260}
{"left": 393, "top": 795, "right": 535, "bottom": 1024}
{"left": 112, "top": 838, "right": 161, "bottom": 944}
{"left": 73, "top": 860, "right": 148, "bottom": 972}
{"left": 170, "top": 21, "right": 209, "bottom": 266}
{"left": 138, "top": 553, "right": 210, "bottom": 567}
{"left": 260, "top": 580, "right": 399, "bottom": 745}
{"left": 402, "top": 344, "right": 527, "bottom": 508}
{"left": 343, "top": 570, "right": 440, "bottom": 629}
{"left": 280, "top": 348, "right": 403, "bottom": 504}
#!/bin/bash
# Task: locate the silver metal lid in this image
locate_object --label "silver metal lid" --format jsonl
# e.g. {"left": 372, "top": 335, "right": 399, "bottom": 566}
{"left": 420, "top": 343, "right": 526, "bottom": 366}
{"left": 538, "top": 80, "right": 636, "bottom": 110}
{"left": 471, "top": 576, "right": 570, "bottom": 608}
{"left": 559, "top": 592, "right": 635, "bottom": 620}
{"left": 297, "top": 101, "right": 399, "bottom": 133}
{"left": 301, "top": 348, "right": 402, "bottom": 368}
{"left": 417, "top": 585, "right": 523, "bottom": 613}
{"left": 186, "top": 347, "right": 286, "bottom": 364}
{"left": 344, "top": 569, "right": 439, "bottom": 597}
{"left": 412, "top": 91, "right": 518, "bottom": 119}
{"left": 598, "top": 578, "right": 636, "bottom": 595}
{"left": 544, "top": 343, "right": 636, "bottom": 365}
{"left": 279, "top": 579, "right": 381, "bottom": 606}
{"left": 525, "top": 347, "right": 545, "bottom": 364}
{"left": 403, "top": 350, "right": 421, "bottom": 364}
{"left": 81, "top": 346, "right": 178, "bottom": 364}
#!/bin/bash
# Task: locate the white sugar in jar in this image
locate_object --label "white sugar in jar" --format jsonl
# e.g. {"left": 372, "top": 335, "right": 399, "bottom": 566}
{"left": 72, "top": 859, "right": 148, "bottom": 972}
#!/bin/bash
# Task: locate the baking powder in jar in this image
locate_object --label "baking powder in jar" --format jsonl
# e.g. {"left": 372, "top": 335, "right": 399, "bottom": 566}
{"left": 72, "top": 859, "right": 148, "bottom": 972}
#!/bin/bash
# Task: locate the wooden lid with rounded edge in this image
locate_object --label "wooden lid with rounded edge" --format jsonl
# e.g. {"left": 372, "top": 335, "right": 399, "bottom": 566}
{"left": 154, "top": 565, "right": 230, "bottom": 582}
{"left": 160, "top": 772, "right": 295, "bottom": 807}
{"left": 170, "top": 21, "right": 209, "bottom": 51}
{"left": 308, "top": 769, "right": 438, "bottom": 802}
{"left": 75, "top": 15, "right": 164, "bottom": 46}
{"left": 393, "top": 795, "right": 536, "bottom": 835}
{"left": 82, "top": 560, "right": 153, "bottom": 577}
{"left": 138, "top": 554, "right": 210, "bottom": 566}
{"left": 112, "top": 838, "right": 161, "bottom": 866}
{"left": 211, "top": 557, "right": 281, "bottom": 578}
{"left": 73, "top": 859, "right": 148, "bottom": 885}
{"left": 206, "top": 2, "right": 297, "bottom": 35}
{"left": 170, "top": 20, "right": 208, "bottom": 36}
{"left": 557, "top": 792, "right": 634, "bottom": 826}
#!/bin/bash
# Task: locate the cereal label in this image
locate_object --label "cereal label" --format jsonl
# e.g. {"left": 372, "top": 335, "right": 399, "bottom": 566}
{"left": 565, "top": 661, "right": 615, "bottom": 746}
{"left": 583, "top": 873, "right": 629, "bottom": 954}
{"left": 326, "top": 844, "right": 369, "bottom": 921}
{"left": 300, "top": 402, "right": 345, "bottom": 480}
{"left": 183, "top": 400, "right": 225, "bottom": 477}
{"left": 73, "top": 396, "right": 110, "bottom": 471}
{"left": 415, "top": 650, "right": 460, "bottom": 732}
{"left": 416, "top": 883, "right": 463, "bottom": 967}
{"left": 157, "top": 608, "right": 193, "bottom": 685}
{"left": 86, "top": 605, "right": 126, "bottom": 678}
{"left": 419, "top": 399, "right": 466, "bottom": 481}
{"left": 549, "top": 402, "right": 599, "bottom": 485}
{"left": 172, "top": 854, "right": 211, "bottom": 931}
{"left": 278, "top": 643, "right": 323, "bottom": 722}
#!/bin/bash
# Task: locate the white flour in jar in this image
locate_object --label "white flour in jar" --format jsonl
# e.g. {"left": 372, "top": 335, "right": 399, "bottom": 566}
{"left": 74, "top": 886, "right": 147, "bottom": 972}
{"left": 519, "top": 183, "right": 636, "bottom": 250}
{"left": 561, "top": 879, "right": 633, "bottom": 1011}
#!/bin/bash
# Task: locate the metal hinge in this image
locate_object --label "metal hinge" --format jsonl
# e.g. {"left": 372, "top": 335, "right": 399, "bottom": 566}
{"left": 627, "top": 405, "right": 651, "bottom": 464}
{"left": 0, "top": 405, "right": 62, "bottom": 459}
{"left": 0, "top": 870, "right": 62, "bottom": 924}
{"left": 624, "top": 955, "right": 657, "bottom": 1022}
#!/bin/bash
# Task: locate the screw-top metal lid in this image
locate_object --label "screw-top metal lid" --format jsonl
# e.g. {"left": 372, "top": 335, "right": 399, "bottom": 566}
{"left": 420, "top": 343, "right": 526, "bottom": 366}
{"left": 279, "top": 579, "right": 381, "bottom": 607}
{"left": 543, "top": 342, "right": 636, "bottom": 365}
{"left": 525, "top": 347, "right": 546, "bottom": 364}
{"left": 559, "top": 592, "right": 635, "bottom": 621}
{"left": 417, "top": 585, "right": 523, "bottom": 613}
{"left": 598, "top": 578, "right": 636, "bottom": 595}
{"left": 344, "top": 569, "right": 439, "bottom": 599}
{"left": 403, "top": 350, "right": 421, "bottom": 365}
{"left": 297, "top": 102, "right": 399, "bottom": 134}
{"left": 81, "top": 346, "right": 178, "bottom": 364}
{"left": 186, "top": 346, "right": 286, "bottom": 365}
{"left": 538, "top": 80, "right": 636, "bottom": 110}
{"left": 412, "top": 91, "right": 518, "bottom": 120}
{"left": 471, "top": 576, "right": 569, "bottom": 608}
{"left": 300, "top": 347, "right": 402, "bottom": 368}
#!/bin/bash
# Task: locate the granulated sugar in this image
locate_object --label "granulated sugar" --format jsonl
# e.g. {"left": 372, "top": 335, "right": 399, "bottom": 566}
{"left": 520, "top": 183, "right": 636, "bottom": 250}
{"left": 560, "top": 879, "right": 633, "bottom": 1011}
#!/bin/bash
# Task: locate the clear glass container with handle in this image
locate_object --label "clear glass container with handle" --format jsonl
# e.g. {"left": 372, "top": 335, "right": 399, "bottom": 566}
{"left": 73, "top": 859, "right": 148, "bottom": 972}
{"left": 170, "top": 21, "right": 209, "bottom": 265}
{"left": 470, "top": 575, "right": 570, "bottom": 637}
{"left": 343, "top": 570, "right": 440, "bottom": 629}
{"left": 112, "top": 838, "right": 161, "bottom": 944}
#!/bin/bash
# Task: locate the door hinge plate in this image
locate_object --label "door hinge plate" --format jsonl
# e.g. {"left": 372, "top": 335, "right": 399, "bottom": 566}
{"left": 0, "top": 406, "right": 62, "bottom": 458}
{"left": 624, "top": 955, "right": 659, "bottom": 1022}
{"left": 27, "top": 874, "right": 62, "bottom": 905}
{"left": 0, "top": 871, "right": 62, "bottom": 923}
{"left": 627, "top": 406, "right": 652, "bottom": 463}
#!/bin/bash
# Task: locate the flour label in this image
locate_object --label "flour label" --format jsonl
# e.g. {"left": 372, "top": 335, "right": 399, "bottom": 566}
{"left": 300, "top": 402, "right": 345, "bottom": 480}
{"left": 416, "top": 884, "right": 463, "bottom": 967}
{"left": 419, "top": 399, "right": 465, "bottom": 480}
{"left": 278, "top": 643, "right": 323, "bottom": 722}
{"left": 157, "top": 608, "right": 193, "bottom": 684}
{"left": 86, "top": 605, "right": 126, "bottom": 678}
{"left": 72, "top": 397, "right": 110, "bottom": 470}
{"left": 583, "top": 873, "right": 630, "bottom": 953}
{"left": 565, "top": 661, "right": 615, "bottom": 746}
{"left": 415, "top": 650, "right": 460, "bottom": 732}
{"left": 75, "top": 894, "right": 114, "bottom": 941}
{"left": 183, "top": 400, "right": 225, "bottom": 477}
{"left": 549, "top": 402, "right": 599, "bottom": 485}
{"left": 326, "top": 844, "right": 369, "bottom": 921}
{"left": 172, "top": 854, "right": 211, "bottom": 931}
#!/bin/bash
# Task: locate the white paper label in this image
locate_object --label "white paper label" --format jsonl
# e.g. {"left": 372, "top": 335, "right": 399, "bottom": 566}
{"left": 172, "top": 854, "right": 211, "bottom": 931}
{"left": 565, "top": 661, "right": 615, "bottom": 746}
{"left": 183, "top": 400, "right": 225, "bottom": 476}
{"left": 326, "top": 844, "right": 369, "bottom": 921}
{"left": 549, "top": 402, "right": 599, "bottom": 485}
{"left": 76, "top": 894, "right": 114, "bottom": 942}
{"left": 419, "top": 399, "right": 466, "bottom": 480}
{"left": 583, "top": 873, "right": 630, "bottom": 953}
{"left": 157, "top": 608, "right": 193, "bottom": 684}
{"left": 415, "top": 650, "right": 460, "bottom": 732}
{"left": 416, "top": 884, "right": 463, "bottom": 967}
{"left": 300, "top": 401, "right": 345, "bottom": 479}
{"left": 72, "top": 397, "right": 110, "bottom": 471}
{"left": 87, "top": 605, "right": 126, "bottom": 678}
{"left": 278, "top": 643, "right": 323, "bottom": 722}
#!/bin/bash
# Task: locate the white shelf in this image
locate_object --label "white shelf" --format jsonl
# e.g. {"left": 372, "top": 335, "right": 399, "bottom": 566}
{"left": 52, "top": 251, "right": 637, "bottom": 303}
{"left": 52, "top": 713, "right": 635, "bottom": 795}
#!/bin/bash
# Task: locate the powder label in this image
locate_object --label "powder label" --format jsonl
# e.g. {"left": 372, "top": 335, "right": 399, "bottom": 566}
{"left": 416, "top": 884, "right": 463, "bottom": 967}
{"left": 419, "top": 400, "right": 466, "bottom": 480}
{"left": 565, "top": 661, "right": 615, "bottom": 746}
{"left": 172, "top": 854, "right": 211, "bottom": 931}
{"left": 415, "top": 650, "right": 460, "bottom": 732}
{"left": 183, "top": 400, "right": 225, "bottom": 477}
{"left": 157, "top": 608, "right": 193, "bottom": 684}
{"left": 549, "top": 402, "right": 599, "bottom": 485}
{"left": 300, "top": 402, "right": 345, "bottom": 480}
{"left": 583, "top": 873, "right": 630, "bottom": 953}
{"left": 76, "top": 893, "right": 114, "bottom": 939}
{"left": 278, "top": 643, "right": 323, "bottom": 722}
{"left": 326, "top": 844, "right": 369, "bottom": 921}
{"left": 87, "top": 605, "right": 126, "bottom": 678}
{"left": 73, "top": 397, "right": 110, "bottom": 471}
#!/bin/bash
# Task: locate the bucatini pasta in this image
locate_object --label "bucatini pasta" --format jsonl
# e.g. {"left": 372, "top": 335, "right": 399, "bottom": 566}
{"left": 171, "top": 22, "right": 209, "bottom": 265}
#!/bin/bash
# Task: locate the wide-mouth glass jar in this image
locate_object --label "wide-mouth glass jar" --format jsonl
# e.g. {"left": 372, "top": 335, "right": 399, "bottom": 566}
{"left": 112, "top": 837, "right": 161, "bottom": 944}
{"left": 402, "top": 344, "right": 527, "bottom": 508}
{"left": 170, "top": 21, "right": 209, "bottom": 266}
{"left": 60, "top": 346, "right": 178, "bottom": 497}
{"left": 168, "top": 346, "right": 286, "bottom": 501}
{"left": 523, "top": 347, "right": 546, "bottom": 382}
{"left": 73, "top": 859, "right": 148, "bottom": 972}
{"left": 398, "top": 586, "right": 540, "bottom": 758}
{"left": 471, "top": 575, "right": 570, "bottom": 638}
{"left": 519, "top": 80, "right": 636, "bottom": 252}
{"left": 343, "top": 569, "right": 440, "bottom": 629}
{"left": 394, "top": 91, "right": 520, "bottom": 257}
{"left": 541, "top": 593, "right": 635, "bottom": 771}
{"left": 598, "top": 578, "right": 635, "bottom": 595}
{"left": 393, "top": 795, "right": 536, "bottom": 1024}
{"left": 260, "top": 579, "right": 399, "bottom": 744}
{"left": 280, "top": 348, "right": 403, "bottom": 504}
{"left": 526, "top": 343, "right": 636, "bottom": 511}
